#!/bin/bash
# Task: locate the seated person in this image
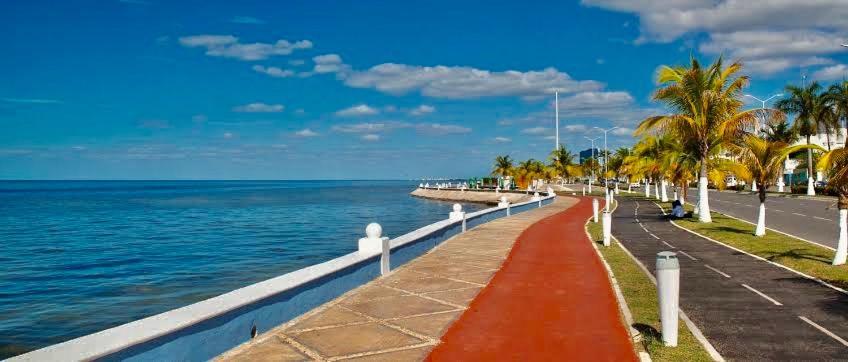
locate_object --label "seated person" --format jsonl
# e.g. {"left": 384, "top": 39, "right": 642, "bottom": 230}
{"left": 671, "top": 200, "right": 685, "bottom": 218}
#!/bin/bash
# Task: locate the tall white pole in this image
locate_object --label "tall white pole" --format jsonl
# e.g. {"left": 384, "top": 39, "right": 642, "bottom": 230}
{"left": 555, "top": 91, "right": 559, "bottom": 150}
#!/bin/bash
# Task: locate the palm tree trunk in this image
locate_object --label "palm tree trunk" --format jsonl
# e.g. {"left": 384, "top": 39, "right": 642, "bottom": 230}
{"left": 698, "top": 157, "right": 712, "bottom": 222}
{"left": 645, "top": 179, "right": 650, "bottom": 197}
{"left": 807, "top": 135, "right": 816, "bottom": 196}
{"left": 661, "top": 179, "right": 669, "bottom": 202}
{"left": 755, "top": 188, "right": 767, "bottom": 236}
{"left": 834, "top": 194, "right": 848, "bottom": 265}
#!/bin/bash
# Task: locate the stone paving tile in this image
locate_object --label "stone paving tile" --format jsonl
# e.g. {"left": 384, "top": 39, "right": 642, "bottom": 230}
{"left": 345, "top": 295, "right": 459, "bottom": 319}
{"left": 289, "top": 323, "right": 424, "bottom": 358}
{"left": 287, "top": 306, "right": 370, "bottom": 331}
{"left": 338, "top": 347, "right": 432, "bottom": 362}
{"left": 380, "top": 276, "right": 478, "bottom": 294}
{"left": 388, "top": 311, "right": 462, "bottom": 338}
{"left": 225, "top": 335, "right": 310, "bottom": 362}
{"left": 219, "top": 197, "right": 577, "bottom": 362}
{"left": 422, "top": 287, "right": 481, "bottom": 305}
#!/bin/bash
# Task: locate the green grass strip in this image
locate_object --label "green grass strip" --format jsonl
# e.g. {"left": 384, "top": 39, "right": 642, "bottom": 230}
{"left": 670, "top": 201, "right": 848, "bottom": 290}
{"left": 586, "top": 211, "right": 713, "bottom": 361}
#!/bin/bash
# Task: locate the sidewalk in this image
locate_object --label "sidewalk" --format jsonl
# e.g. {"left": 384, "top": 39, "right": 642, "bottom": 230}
{"left": 427, "top": 197, "right": 637, "bottom": 361}
{"left": 218, "top": 197, "right": 585, "bottom": 361}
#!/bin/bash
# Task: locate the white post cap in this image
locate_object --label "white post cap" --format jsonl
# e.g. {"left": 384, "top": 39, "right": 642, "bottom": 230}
{"left": 453, "top": 203, "right": 462, "bottom": 212}
{"left": 365, "top": 222, "right": 382, "bottom": 238}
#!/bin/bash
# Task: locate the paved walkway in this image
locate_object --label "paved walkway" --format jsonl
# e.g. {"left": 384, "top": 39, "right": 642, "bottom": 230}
{"left": 427, "top": 197, "right": 637, "bottom": 361}
{"left": 613, "top": 197, "right": 848, "bottom": 360}
{"left": 221, "top": 196, "right": 614, "bottom": 361}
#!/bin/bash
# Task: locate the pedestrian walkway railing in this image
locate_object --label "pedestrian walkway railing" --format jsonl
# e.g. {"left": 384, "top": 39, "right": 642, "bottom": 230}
{"left": 11, "top": 194, "right": 556, "bottom": 362}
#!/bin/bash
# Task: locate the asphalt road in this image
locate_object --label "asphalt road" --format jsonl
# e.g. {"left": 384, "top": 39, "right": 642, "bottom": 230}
{"left": 678, "top": 189, "right": 840, "bottom": 249}
{"left": 612, "top": 197, "right": 848, "bottom": 360}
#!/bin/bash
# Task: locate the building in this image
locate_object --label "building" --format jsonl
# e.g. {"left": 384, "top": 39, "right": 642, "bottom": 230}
{"left": 785, "top": 127, "right": 847, "bottom": 183}
{"left": 579, "top": 148, "right": 600, "bottom": 164}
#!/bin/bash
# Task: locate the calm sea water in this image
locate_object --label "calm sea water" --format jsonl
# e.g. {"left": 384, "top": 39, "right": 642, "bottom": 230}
{"left": 0, "top": 180, "right": 484, "bottom": 358}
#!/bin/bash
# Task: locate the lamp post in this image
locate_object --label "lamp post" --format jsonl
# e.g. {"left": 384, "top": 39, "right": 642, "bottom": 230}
{"left": 744, "top": 93, "right": 783, "bottom": 134}
{"left": 593, "top": 126, "right": 619, "bottom": 191}
{"left": 555, "top": 91, "right": 560, "bottom": 151}
{"left": 585, "top": 136, "right": 600, "bottom": 189}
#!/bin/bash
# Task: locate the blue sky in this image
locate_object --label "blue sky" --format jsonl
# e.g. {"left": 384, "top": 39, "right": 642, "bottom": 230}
{"left": 1, "top": 0, "right": 847, "bottom": 179}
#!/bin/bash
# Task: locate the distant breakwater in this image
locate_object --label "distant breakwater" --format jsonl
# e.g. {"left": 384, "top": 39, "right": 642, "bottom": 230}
{"left": 411, "top": 188, "right": 532, "bottom": 205}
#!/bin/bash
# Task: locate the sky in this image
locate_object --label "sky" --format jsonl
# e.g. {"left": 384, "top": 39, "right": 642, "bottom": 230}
{"left": 1, "top": 0, "right": 847, "bottom": 180}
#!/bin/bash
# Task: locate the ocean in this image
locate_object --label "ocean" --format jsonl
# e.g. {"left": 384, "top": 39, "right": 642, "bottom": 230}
{"left": 0, "top": 180, "right": 484, "bottom": 358}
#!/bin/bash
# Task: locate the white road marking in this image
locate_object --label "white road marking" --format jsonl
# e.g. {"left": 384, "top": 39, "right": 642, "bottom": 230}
{"left": 799, "top": 316, "right": 848, "bottom": 347}
{"left": 792, "top": 212, "right": 807, "bottom": 217}
{"left": 772, "top": 209, "right": 785, "bottom": 213}
{"left": 742, "top": 284, "right": 782, "bottom": 306}
{"left": 660, "top": 239, "right": 676, "bottom": 249}
{"left": 639, "top": 223, "right": 650, "bottom": 233}
{"left": 813, "top": 216, "right": 833, "bottom": 221}
{"left": 649, "top": 233, "right": 660, "bottom": 240}
{"left": 704, "top": 264, "right": 731, "bottom": 278}
{"left": 678, "top": 250, "right": 698, "bottom": 261}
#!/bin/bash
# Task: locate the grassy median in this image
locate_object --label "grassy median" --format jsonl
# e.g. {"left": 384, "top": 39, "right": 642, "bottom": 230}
{"left": 667, "top": 202, "right": 848, "bottom": 290}
{"left": 586, "top": 212, "right": 713, "bottom": 361}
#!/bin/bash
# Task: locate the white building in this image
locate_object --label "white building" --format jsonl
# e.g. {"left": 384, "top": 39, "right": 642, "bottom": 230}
{"left": 786, "top": 127, "right": 846, "bottom": 182}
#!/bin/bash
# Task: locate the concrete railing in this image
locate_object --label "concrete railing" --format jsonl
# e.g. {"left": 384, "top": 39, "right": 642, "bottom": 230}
{"left": 12, "top": 194, "right": 556, "bottom": 362}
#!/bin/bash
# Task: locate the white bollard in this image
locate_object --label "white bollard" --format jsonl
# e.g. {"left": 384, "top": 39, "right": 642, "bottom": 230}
{"left": 602, "top": 211, "right": 612, "bottom": 246}
{"left": 592, "top": 198, "right": 599, "bottom": 223}
{"left": 425, "top": 183, "right": 430, "bottom": 188}
{"left": 615, "top": 183, "right": 620, "bottom": 195}
{"left": 656, "top": 251, "right": 680, "bottom": 347}
{"left": 507, "top": 203, "right": 511, "bottom": 216}
{"left": 604, "top": 189, "right": 610, "bottom": 211}
{"left": 419, "top": 183, "right": 423, "bottom": 188}
{"left": 752, "top": 181, "right": 758, "bottom": 192}
{"left": 582, "top": 186, "right": 586, "bottom": 196}
{"left": 778, "top": 181, "right": 785, "bottom": 193}
{"left": 497, "top": 196, "right": 510, "bottom": 208}
{"left": 547, "top": 186, "right": 555, "bottom": 196}
{"left": 531, "top": 192, "right": 541, "bottom": 201}
{"left": 358, "top": 223, "right": 387, "bottom": 253}
{"left": 449, "top": 203, "right": 465, "bottom": 221}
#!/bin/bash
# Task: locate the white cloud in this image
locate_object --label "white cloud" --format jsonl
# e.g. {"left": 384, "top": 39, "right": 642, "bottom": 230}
{"left": 343, "top": 64, "right": 603, "bottom": 99}
{"left": 332, "top": 122, "right": 397, "bottom": 133}
{"left": 583, "top": 0, "right": 848, "bottom": 77}
{"left": 179, "top": 35, "right": 312, "bottom": 61}
{"left": 563, "top": 124, "right": 588, "bottom": 132}
{"left": 361, "top": 134, "right": 381, "bottom": 142}
{"left": 494, "top": 136, "right": 512, "bottom": 143}
{"left": 330, "top": 121, "right": 470, "bottom": 136}
{"left": 414, "top": 123, "right": 471, "bottom": 135}
{"left": 612, "top": 127, "right": 634, "bottom": 136}
{"left": 554, "top": 91, "right": 658, "bottom": 123}
{"left": 233, "top": 102, "right": 284, "bottom": 113}
{"left": 223, "top": 132, "right": 234, "bottom": 139}
{"left": 313, "top": 54, "right": 350, "bottom": 75}
{"left": 812, "top": 64, "right": 848, "bottom": 81}
{"left": 521, "top": 127, "right": 550, "bottom": 135}
{"left": 335, "top": 104, "right": 379, "bottom": 117}
{"left": 289, "top": 59, "right": 305, "bottom": 66}
{"left": 294, "top": 128, "right": 319, "bottom": 137}
{"left": 252, "top": 65, "right": 295, "bottom": 78}
{"left": 409, "top": 105, "right": 436, "bottom": 116}
{"left": 230, "top": 16, "right": 265, "bottom": 24}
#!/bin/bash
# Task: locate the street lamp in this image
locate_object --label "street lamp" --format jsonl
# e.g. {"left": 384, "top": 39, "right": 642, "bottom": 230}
{"left": 593, "top": 126, "right": 619, "bottom": 189}
{"left": 584, "top": 136, "right": 600, "bottom": 188}
{"left": 744, "top": 93, "right": 783, "bottom": 133}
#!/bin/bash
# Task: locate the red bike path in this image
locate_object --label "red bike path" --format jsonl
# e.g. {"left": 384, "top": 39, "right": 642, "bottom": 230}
{"left": 426, "top": 196, "right": 637, "bottom": 361}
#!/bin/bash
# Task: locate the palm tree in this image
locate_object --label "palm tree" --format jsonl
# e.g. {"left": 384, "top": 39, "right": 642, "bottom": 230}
{"left": 730, "top": 134, "right": 820, "bottom": 236}
{"left": 637, "top": 57, "right": 757, "bottom": 222}
{"left": 818, "top": 147, "right": 848, "bottom": 265}
{"left": 515, "top": 159, "right": 545, "bottom": 189}
{"left": 775, "top": 82, "right": 834, "bottom": 195}
{"left": 827, "top": 80, "right": 848, "bottom": 142}
{"left": 764, "top": 120, "right": 799, "bottom": 191}
{"left": 549, "top": 145, "right": 578, "bottom": 182}
{"left": 492, "top": 155, "right": 514, "bottom": 178}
